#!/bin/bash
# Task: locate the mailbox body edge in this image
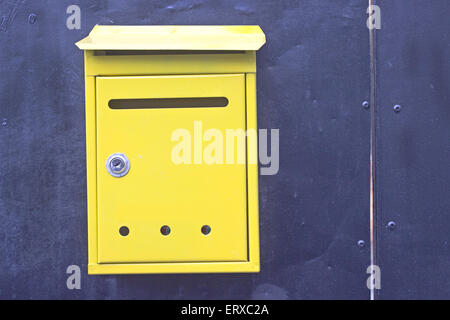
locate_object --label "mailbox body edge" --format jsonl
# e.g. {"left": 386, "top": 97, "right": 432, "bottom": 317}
{"left": 83, "top": 51, "right": 260, "bottom": 274}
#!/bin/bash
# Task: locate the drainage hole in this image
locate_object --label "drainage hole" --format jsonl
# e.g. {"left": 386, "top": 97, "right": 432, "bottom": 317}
{"left": 119, "top": 226, "right": 129, "bottom": 237}
{"left": 160, "top": 225, "right": 171, "bottom": 236}
{"left": 201, "top": 225, "right": 211, "bottom": 235}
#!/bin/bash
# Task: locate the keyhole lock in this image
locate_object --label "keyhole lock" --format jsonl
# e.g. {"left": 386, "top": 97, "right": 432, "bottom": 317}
{"left": 106, "top": 153, "right": 130, "bottom": 177}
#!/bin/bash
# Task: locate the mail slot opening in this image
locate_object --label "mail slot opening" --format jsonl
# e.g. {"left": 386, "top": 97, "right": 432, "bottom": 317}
{"left": 108, "top": 97, "right": 229, "bottom": 109}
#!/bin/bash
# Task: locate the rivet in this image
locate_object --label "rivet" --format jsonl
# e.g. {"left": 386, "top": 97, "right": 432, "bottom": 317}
{"left": 28, "top": 13, "right": 37, "bottom": 24}
{"left": 357, "top": 240, "right": 366, "bottom": 248}
{"left": 386, "top": 221, "right": 396, "bottom": 230}
{"left": 362, "top": 101, "right": 370, "bottom": 109}
{"left": 393, "top": 104, "right": 402, "bottom": 113}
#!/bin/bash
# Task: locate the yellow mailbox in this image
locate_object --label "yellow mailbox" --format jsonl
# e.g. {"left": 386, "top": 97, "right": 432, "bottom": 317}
{"left": 76, "top": 25, "right": 266, "bottom": 274}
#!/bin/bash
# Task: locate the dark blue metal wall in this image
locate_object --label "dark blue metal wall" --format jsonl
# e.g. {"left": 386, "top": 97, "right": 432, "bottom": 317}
{"left": 0, "top": 0, "right": 446, "bottom": 300}
{"left": 376, "top": 0, "right": 450, "bottom": 300}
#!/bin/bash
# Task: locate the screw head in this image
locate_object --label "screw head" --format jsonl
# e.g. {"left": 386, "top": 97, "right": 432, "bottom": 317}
{"left": 393, "top": 104, "right": 402, "bottom": 113}
{"left": 362, "top": 101, "right": 370, "bottom": 109}
{"left": 357, "top": 240, "right": 366, "bottom": 248}
{"left": 386, "top": 221, "right": 397, "bottom": 230}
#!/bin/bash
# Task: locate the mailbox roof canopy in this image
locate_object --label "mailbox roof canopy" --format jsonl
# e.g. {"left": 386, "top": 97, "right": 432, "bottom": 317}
{"left": 76, "top": 25, "right": 266, "bottom": 51}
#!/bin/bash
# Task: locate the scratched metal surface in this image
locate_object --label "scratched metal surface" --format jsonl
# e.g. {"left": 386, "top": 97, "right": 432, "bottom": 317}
{"left": 0, "top": 0, "right": 370, "bottom": 299}
{"left": 375, "top": 0, "right": 450, "bottom": 299}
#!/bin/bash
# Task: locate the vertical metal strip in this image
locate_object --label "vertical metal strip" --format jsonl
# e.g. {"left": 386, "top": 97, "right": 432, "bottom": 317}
{"left": 368, "top": 0, "right": 377, "bottom": 301}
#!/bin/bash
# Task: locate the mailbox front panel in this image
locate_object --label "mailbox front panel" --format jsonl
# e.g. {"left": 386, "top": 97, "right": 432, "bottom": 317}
{"left": 95, "top": 74, "right": 248, "bottom": 263}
